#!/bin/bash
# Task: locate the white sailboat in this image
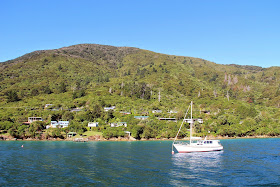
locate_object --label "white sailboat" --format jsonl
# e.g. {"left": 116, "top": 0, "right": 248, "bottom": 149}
{"left": 172, "top": 101, "right": 223, "bottom": 153}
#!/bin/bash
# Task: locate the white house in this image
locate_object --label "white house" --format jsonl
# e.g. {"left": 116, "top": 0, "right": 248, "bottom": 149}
{"left": 168, "top": 110, "right": 178, "bottom": 114}
{"left": 58, "top": 121, "right": 69, "bottom": 128}
{"left": 88, "top": 122, "right": 99, "bottom": 128}
{"left": 104, "top": 106, "right": 116, "bottom": 112}
{"left": 118, "top": 122, "right": 127, "bottom": 127}
{"left": 110, "top": 122, "right": 127, "bottom": 127}
{"left": 50, "top": 121, "right": 58, "bottom": 128}
{"left": 44, "top": 104, "right": 53, "bottom": 109}
{"left": 152, "top": 110, "right": 162, "bottom": 113}
{"left": 28, "top": 117, "right": 43, "bottom": 123}
{"left": 110, "top": 123, "right": 118, "bottom": 127}
{"left": 124, "top": 131, "right": 131, "bottom": 136}
{"left": 134, "top": 116, "right": 149, "bottom": 120}
{"left": 70, "top": 108, "right": 82, "bottom": 112}
{"left": 50, "top": 121, "right": 69, "bottom": 128}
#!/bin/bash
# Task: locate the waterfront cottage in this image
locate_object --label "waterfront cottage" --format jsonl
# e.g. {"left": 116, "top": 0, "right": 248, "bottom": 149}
{"left": 124, "top": 131, "right": 131, "bottom": 137}
{"left": 67, "top": 132, "right": 77, "bottom": 138}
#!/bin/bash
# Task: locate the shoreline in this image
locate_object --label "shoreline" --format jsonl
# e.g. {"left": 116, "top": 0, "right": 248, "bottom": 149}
{"left": 1, "top": 135, "right": 279, "bottom": 142}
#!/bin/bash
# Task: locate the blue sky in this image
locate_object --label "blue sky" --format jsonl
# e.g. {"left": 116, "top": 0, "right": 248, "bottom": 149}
{"left": 0, "top": 0, "right": 279, "bottom": 67}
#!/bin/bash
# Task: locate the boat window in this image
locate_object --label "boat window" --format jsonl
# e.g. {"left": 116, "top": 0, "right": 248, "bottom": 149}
{"left": 210, "top": 141, "right": 212, "bottom": 144}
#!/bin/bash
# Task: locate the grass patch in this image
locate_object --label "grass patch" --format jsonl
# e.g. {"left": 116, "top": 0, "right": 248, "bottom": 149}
{"left": 83, "top": 131, "right": 103, "bottom": 137}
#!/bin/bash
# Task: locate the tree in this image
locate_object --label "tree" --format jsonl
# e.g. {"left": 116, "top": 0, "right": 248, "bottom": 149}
{"left": 5, "top": 90, "right": 20, "bottom": 102}
{"left": 62, "top": 111, "right": 74, "bottom": 121}
{"left": 72, "top": 89, "right": 86, "bottom": 99}
{"left": 142, "top": 126, "right": 155, "bottom": 139}
{"left": 106, "top": 110, "right": 115, "bottom": 120}
{"left": 92, "top": 104, "right": 103, "bottom": 119}
{"left": 0, "top": 121, "right": 13, "bottom": 130}
{"left": 58, "top": 82, "right": 67, "bottom": 93}
{"left": 58, "top": 64, "right": 62, "bottom": 71}
{"left": 131, "top": 125, "right": 144, "bottom": 140}
{"left": 52, "top": 128, "right": 64, "bottom": 139}
{"left": 43, "top": 86, "right": 53, "bottom": 94}
{"left": 31, "top": 88, "right": 39, "bottom": 96}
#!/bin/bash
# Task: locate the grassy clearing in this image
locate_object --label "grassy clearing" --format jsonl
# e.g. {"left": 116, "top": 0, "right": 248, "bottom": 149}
{"left": 83, "top": 131, "right": 103, "bottom": 137}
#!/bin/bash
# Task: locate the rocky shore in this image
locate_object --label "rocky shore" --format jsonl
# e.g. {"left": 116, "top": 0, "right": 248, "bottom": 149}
{"left": 1, "top": 134, "right": 279, "bottom": 142}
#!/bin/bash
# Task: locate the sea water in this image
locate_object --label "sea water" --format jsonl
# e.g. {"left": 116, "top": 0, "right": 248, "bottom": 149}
{"left": 0, "top": 138, "right": 279, "bottom": 186}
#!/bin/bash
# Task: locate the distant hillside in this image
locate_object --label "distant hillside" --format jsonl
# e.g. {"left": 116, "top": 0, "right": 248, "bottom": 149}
{"left": 0, "top": 44, "right": 279, "bottom": 139}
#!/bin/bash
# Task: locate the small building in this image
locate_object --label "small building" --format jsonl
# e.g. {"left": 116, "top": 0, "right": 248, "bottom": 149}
{"left": 120, "top": 111, "right": 131, "bottom": 115}
{"left": 58, "top": 121, "right": 69, "bottom": 128}
{"left": 168, "top": 110, "right": 178, "bottom": 114}
{"left": 44, "top": 104, "right": 53, "bottom": 109}
{"left": 70, "top": 108, "right": 82, "bottom": 112}
{"left": 50, "top": 121, "right": 69, "bottom": 128}
{"left": 118, "top": 122, "right": 127, "bottom": 127}
{"left": 28, "top": 117, "right": 43, "bottom": 123}
{"left": 201, "top": 110, "right": 211, "bottom": 115}
{"left": 110, "top": 122, "right": 127, "bottom": 127}
{"left": 183, "top": 118, "right": 203, "bottom": 123}
{"left": 23, "top": 117, "right": 43, "bottom": 125}
{"left": 50, "top": 121, "right": 58, "bottom": 128}
{"left": 67, "top": 132, "right": 77, "bottom": 138}
{"left": 110, "top": 123, "right": 118, "bottom": 127}
{"left": 152, "top": 110, "right": 162, "bottom": 113}
{"left": 104, "top": 106, "right": 116, "bottom": 112}
{"left": 159, "top": 118, "right": 177, "bottom": 122}
{"left": 134, "top": 116, "right": 149, "bottom": 120}
{"left": 88, "top": 122, "right": 99, "bottom": 128}
{"left": 124, "top": 131, "right": 131, "bottom": 137}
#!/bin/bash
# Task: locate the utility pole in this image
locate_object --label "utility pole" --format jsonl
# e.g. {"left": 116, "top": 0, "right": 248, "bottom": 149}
{"left": 158, "top": 89, "right": 161, "bottom": 102}
{"left": 226, "top": 90, "right": 230, "bottom": 101}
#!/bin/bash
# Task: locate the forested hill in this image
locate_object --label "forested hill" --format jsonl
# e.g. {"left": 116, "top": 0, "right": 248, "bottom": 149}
{"left": 0, "top": 44, "right": 279, "bottom": 139}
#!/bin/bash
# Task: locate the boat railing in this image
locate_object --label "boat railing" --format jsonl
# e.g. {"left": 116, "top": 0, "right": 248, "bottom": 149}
{"left": 174, "top": 141, "right": 189, "bottom": 145}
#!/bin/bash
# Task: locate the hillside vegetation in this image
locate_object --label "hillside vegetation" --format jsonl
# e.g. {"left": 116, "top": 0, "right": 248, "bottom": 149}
{"left": 0, "top": 44, "right": 279, "bottom": 140}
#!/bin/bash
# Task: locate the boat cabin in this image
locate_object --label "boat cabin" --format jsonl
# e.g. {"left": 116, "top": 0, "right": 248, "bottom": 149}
{"left": 196, "top": 140, "right": 221, "bottom": 146}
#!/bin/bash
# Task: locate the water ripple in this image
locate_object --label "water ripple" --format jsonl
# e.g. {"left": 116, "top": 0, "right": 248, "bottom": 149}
{"left": 0, "top": 139, "right": 279, "bottom": 186}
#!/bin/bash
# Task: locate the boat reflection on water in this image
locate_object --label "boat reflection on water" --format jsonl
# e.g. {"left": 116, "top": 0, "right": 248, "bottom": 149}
{"left": 170, "top": 151, "right": 224, "bottom": 186}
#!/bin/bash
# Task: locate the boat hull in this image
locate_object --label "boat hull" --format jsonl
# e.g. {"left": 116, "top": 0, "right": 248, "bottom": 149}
{"left": 173, "top": 144, "right": 223, "bottom": 153}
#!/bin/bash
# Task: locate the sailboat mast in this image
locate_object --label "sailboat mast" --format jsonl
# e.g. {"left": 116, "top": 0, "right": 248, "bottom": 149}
{"left": 191, "top": 101, "right": 192, "bottom": 119}
{"left": 190, "top": 101, "right": 193, "bottom": 143}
